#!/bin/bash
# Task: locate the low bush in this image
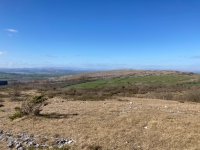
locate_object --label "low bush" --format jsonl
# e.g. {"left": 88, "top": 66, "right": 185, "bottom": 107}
{"left": 21, "top": 95, "right": 47, "bottom": 116}
{"left": 9, "top": 107, "right": 24, "bottom": 120}
{"left": 183, "top": 91, "right": 200, "bottom": 102}
{"left": 9, "top": 95, "right": 48, "bottom": 120}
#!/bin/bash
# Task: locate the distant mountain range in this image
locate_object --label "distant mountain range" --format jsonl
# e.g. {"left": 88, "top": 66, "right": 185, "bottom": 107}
{"left": 0, "top": 68, "right": 198, "bottom": 81}
{"left": 0, "top": 68, "right": 90, "bottom": 75}
{"left": 0, "top": 68, "right": 93, "bottom": 81}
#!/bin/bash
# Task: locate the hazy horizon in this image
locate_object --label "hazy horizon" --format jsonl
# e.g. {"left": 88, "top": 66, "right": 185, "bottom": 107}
{"left": 1, "top": 0, "right": 200, "bottom": 71}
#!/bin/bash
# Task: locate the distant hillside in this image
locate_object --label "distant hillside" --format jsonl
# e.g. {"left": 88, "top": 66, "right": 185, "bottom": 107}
{"left": 0, "top": 68, "right": 89, "bottom": 81}
{"left": 0, "top": 68, "right": 88, "bottom": 75}
{"left": 56, "top": 70, "right": 194, "bottom": 81}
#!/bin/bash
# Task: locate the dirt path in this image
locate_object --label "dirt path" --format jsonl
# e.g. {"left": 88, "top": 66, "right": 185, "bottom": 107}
{"left": 0, "top": 97, "right": 200, "bottom": 149}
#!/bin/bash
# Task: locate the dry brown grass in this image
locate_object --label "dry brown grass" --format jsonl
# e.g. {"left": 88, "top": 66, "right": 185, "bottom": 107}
{"left": 1, "top": 71, "right": 200, "bottom": 149}
{"left": 1, "top": 96, "right": 200, "bottom": 150}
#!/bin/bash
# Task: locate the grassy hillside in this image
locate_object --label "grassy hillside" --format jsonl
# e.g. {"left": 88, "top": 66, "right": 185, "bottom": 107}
{"left": 47, "top": 72, "right": 198, "bottom": 102}
{"left": 66, "top": 74, "right": 195, "bottom": 89}
{"left": 3, "top": 70, "right": 200, "bottom": 102}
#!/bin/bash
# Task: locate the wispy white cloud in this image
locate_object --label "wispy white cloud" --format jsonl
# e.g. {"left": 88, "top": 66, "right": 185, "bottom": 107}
{"left": 4, "top": 28, "right": 18, "bottom": 37}
{"left": 5, "top": 28, "right": 18, "bottom": 33}
{"left": 0, "top": 51, "right": 5, "bottom": 56}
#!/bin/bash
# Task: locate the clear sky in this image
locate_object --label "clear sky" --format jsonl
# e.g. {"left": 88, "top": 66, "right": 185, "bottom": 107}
{"left": 1, "top": 0, "right": 200, "bottom": 71}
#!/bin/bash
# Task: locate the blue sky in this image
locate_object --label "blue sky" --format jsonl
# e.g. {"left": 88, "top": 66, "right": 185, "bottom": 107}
{"left": 1, "top": 0, "right": 200, "bottom": 71}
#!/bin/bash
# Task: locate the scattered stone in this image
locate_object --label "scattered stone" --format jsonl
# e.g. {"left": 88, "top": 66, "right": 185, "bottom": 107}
{"left": 27, "top": 141, "right": 36, "bottom": 147}
{"left": 7, "top": 140, "right": 14, "bottom": 148}
{"left": 41, "top": 144, "right": 49, "bottom": 148}
{"left": 0, "top": 129, "right": 75, "bottom": 149}
{"left": 56, "top": 138, "right": 75, "bottom": 148}
{"left": 15, "top": 142, "right": 22, "bottom": 149}
{"left": 67, "top": 139, "right": 74, "bottom": 144}
{"left": 35, "top": 143, "right": 40, "bottom": 148}
{"left": 6, "top": 132, "right": 12, "bottom": 137}
{"left": 17, "top": 147, "right": 24, "bottom": 150}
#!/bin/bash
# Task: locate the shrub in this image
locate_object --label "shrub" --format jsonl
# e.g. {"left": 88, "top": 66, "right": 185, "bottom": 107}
{"left": 9, "top": 107, "right": 24, "bottom": 120}
{"left": 10, "top": 95, "right": 48, "bottom": 120}
{"left": 183, "top": 91, "right": 200, "bottom": 102}
{"left": 21, "top": 95, "right": 47, "bottom": 116}
{"left": 32, "top": 95, "right": 47, "bottom": 104}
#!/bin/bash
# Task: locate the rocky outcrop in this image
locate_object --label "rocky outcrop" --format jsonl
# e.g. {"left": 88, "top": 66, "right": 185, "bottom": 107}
{"left": 0, "top": 130, "right": 75, "bottom": 149}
